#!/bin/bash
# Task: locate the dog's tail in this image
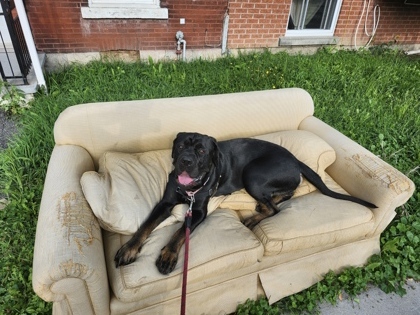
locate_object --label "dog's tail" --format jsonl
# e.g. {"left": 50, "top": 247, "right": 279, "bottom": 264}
{"left": 298, "top": 161, "right": 377, "bottom": 208}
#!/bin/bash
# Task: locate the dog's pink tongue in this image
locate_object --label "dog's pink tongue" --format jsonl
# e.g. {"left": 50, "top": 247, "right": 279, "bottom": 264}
{"left": 178, "top": 172, "right": 194, "bottom": 185}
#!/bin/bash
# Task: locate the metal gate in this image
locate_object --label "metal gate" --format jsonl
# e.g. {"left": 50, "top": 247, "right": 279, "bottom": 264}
{"left": 0, "top": 0, "right": 32, "bottom": 85}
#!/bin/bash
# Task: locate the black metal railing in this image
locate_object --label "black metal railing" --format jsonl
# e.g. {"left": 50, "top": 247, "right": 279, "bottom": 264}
{"left": 0, "top": 0, "right": 32, "bottom": 84}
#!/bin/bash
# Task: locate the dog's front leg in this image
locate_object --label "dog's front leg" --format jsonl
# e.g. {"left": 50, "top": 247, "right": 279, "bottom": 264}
{"left": 114, "top": 200, "right": 175, "bottom": 268}
{"left": 156, "top": 198, "right": 208, "bottom": 275}
{"left": 114, "top": 179, "right": 180, "bottom": 268}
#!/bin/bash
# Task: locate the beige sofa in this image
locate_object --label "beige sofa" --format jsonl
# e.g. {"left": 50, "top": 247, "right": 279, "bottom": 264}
{"left": 32, "top": 88, "right": 415, "bottom": 315}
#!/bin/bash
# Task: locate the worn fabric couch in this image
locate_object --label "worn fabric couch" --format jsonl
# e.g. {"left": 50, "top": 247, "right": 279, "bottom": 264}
{"left": 32, "top": 88, "right": 415, "bottom": 315}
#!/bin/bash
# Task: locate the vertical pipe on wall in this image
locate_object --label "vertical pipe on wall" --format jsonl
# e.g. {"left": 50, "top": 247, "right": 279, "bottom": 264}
{"left": 221, "top": 13, "right": 229, "bottom": 54}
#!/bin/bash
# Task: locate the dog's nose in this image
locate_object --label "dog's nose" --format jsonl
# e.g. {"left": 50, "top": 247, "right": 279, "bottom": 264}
{"left": 181, "top": 157, "right": 193, "bottom": 167}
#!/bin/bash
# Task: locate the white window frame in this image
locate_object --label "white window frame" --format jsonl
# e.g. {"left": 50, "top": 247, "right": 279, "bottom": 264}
{"left": 81, "top": 0, "right": 168, "bottom": 19}
{"left": 285, "top": 0, "right": 343, "bottom": 37}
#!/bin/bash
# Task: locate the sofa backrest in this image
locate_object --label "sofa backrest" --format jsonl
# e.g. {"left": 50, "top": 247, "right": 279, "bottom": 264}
{"left": 54, "top": 88, "right": 314, "bottom": 165}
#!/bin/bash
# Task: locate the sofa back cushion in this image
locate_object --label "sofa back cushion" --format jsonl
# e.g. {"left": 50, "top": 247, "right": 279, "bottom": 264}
{"left": 81, "top": 130, "right": 335, "bottom": 235}
{"left": 54, "top": 88, "right": 314, "bottom": 166}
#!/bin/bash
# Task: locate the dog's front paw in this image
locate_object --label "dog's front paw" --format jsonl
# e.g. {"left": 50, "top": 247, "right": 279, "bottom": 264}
{"left": 156, "top": 247, "right": 178, "bottom": 275}
{"left": 114, "top": 242, "right": 140, "bottom": 268}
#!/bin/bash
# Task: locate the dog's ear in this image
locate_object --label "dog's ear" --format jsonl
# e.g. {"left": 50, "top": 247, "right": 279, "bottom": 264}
{"left": 210, "top": 136, "right": 221, "bottom": 166}
{"left": 172, "top": 133, "right": 184, "bottom": 158}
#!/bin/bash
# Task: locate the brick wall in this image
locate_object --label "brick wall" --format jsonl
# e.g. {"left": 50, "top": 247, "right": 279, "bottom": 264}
{"left": 25, "top": 0, "right": 419, "bottom": 54}
{"left": 335, "top": 0, "right": 420, "bottom": 47}
{"left": 26, "top": 0, "right": 228, "bottom": 53}
{"left": 373, "top": 0, "right": 420, "bottom": 45}
{"left": 334, "top": 0, "right": 365, "bottom": 47}
{"left": 227, "top": 0, "right": 290, "bottom": 49}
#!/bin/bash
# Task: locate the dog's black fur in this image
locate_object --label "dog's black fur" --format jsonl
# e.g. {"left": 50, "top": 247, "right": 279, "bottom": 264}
{"left": 115, "top": 132, "right": 376, "bottom": 274}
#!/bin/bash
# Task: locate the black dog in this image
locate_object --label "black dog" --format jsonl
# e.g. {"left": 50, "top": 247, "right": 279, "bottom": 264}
{"left": 115, "top": 132, "right": 376, "bottom": 274}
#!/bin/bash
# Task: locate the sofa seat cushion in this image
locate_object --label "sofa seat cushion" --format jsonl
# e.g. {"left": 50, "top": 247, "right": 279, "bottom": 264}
{"left": 248, "top": 191, "right": 375, "bottom": 256}
{"left": 81, "top": 130, "right": 336, "bottom": 235}
{"left": 104, "top": 209, "right": 264, "bottom": 303}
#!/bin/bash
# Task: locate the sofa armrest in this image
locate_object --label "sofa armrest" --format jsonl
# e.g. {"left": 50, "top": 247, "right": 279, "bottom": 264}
{"left": 32, "top": 145, "right": 110, "bottom": 315}
{"left": 300, "top": 116, "right": 415, "bottom": 236}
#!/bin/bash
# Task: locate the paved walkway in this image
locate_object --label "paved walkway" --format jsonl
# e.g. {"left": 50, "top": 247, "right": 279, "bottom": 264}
{"left": 318, "top": 279, "right": 420, "bottom": 315}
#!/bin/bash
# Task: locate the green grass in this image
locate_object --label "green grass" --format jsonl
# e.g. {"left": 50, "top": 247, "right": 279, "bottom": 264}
{"left": 0, "top": 48, "right": 419, "bottom": 314}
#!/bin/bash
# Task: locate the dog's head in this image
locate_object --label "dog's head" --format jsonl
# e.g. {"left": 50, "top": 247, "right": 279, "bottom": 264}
{"left": 172, "top": 132, "right": 219, "bottom": 189}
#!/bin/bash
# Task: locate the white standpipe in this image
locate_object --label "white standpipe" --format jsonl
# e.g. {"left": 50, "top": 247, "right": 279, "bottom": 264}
{"left": 221, "top": 13, "right": 229, "bottom": 55}
{"left": 176, "top": 31, "right": 187, "bottom": 62}
{"left": 14, "top": 0, "right": 47, "bottom": 91}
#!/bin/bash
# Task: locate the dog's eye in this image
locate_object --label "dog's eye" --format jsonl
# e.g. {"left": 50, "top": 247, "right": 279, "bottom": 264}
{"left": 198, "top": 148, "right": 206, "bottom": 155}
{"left": 178, "top": 144, "right": 184, "bottom": 150}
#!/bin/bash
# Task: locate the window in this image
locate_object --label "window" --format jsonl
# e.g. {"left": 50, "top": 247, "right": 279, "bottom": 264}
{"left": 81, "top": 0, "right": 168, "bottom": 19}
{"left": 285, "top": 0, "right": 342, "bottom": 37}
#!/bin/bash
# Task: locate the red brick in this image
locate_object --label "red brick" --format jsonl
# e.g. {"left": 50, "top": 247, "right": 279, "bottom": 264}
{"left": 24, "top": 0, "right": 420, "bottom": 53}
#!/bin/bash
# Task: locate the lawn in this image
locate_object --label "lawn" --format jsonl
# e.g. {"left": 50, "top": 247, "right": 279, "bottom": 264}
{"left": 0, "top": 48, "right": 419, "bottom": 314}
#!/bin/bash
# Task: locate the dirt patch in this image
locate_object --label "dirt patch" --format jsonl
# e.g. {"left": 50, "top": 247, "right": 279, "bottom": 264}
{"left": 0, "top": 109, "right": 18, "bottom": 149}
{"left": 0, "top": 109, "right": 18, "bottom": 201}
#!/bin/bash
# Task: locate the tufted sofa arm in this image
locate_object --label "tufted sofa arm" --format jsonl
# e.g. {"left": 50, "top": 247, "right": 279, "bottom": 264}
{"left": 32, "top": 145, "right": 110, "bottom": 315}
{"left": 300, "top": 116, "right": 415, "bottom": 236}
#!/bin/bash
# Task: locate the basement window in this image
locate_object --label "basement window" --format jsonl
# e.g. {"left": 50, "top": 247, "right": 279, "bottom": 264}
{"left": 81, "top": 0, "right": 168, "bottom": 19}
{"left": 280, "top": 0, "right": 342, "bottom": 45}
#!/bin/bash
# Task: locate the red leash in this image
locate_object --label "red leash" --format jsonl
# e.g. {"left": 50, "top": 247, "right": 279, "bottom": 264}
{"left": 179, "top": 176, "right": 214, "bottom": 315}
{"left": 180, "top": 197, "right": 194, "bottom": 315}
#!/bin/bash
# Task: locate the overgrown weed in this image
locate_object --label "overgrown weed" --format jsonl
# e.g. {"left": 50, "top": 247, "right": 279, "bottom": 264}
{"left": 0, "top": 81, "right": 30, "bottom": 116}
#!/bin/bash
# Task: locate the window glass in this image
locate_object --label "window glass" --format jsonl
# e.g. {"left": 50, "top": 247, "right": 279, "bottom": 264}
{"left": 286, "top": 0, "right": 342, "bottom": 35}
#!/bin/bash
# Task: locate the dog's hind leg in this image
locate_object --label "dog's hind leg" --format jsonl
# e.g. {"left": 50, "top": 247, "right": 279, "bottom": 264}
{"left": 272, "top": 190, "right": 294, "bottom": 205}
{"left": 241, "top": 154, "right": 300, "bottom": 230}
{"left": 242, "top": 190, "right": 294, "bottom": 230}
